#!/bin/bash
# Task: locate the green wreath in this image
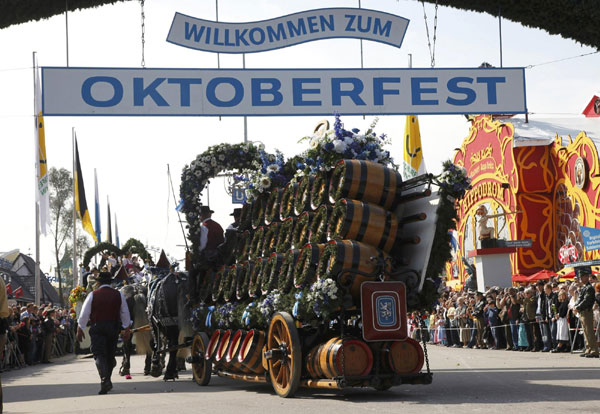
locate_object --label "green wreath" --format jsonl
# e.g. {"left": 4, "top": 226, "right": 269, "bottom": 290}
{"left": 82, "top": 238, "right": 154, "bottom": 268}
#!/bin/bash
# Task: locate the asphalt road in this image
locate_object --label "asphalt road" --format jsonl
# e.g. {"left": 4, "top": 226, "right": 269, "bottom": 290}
{"left": 3, "top": 345, "right": 599, "bottom": 414}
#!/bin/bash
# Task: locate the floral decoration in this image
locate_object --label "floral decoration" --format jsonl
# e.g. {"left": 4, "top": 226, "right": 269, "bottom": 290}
{"left": 262, "top": 222, "right": 281, "bottom": 257}
{"left": 294, "top": 243, "right": 325, "bottom": 289}
{"left": 279, "top": 182, "right": 297, "bottom": 221}
{"left": 278, "top": 249, "right": 300, "bottom": 293}
{"left": 309, "top": 171, "right": 331, "bottom": 210}
{"left": 68, "top": 286, "right": 87, "bottom": 305}
{"left": 275, "top": 217, "right": 296, "bottom": 253}
{"left": 264, "top": 188, "right": 283, "bottom": 225}
{"left": 292, "top": 211, "right": 313, "bottom": 249}
{"left": 305, "top": 278, "right": 342, "bottom": 322}
{"left": 294, "top": 176, "right": 314, "bottom": 215}
{"left": 261, "top": 253, "right": 284, "bottom": 294}
{"left": 249, "top": 226, "right": 265, "bottom": 260}
{"left": 235, "top": 261, "right": 253, "bottom": 301}
{"left": 309, "top": 205, "right": 331, "bottom": 244}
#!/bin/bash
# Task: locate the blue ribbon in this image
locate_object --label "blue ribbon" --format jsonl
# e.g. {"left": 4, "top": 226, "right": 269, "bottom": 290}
{"left": 242, "top": 302, "right": 255, "bottom": 326}
{"left": 205, "top": 306, "right": 215, "bottom": 328}
{"left": 292, "top": 291, "right": 303, "bottom": 318}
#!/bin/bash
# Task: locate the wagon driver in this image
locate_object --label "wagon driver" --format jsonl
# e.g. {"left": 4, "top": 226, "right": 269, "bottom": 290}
{"left": 77, "top": 271, "right": 131, "bottom": 394}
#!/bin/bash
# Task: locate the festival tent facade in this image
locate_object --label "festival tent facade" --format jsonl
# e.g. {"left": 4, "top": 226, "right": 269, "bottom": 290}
{"left": 446, "top": 113, "right": 600, "bottom": 288}
{"left": 0, "top": 251, "right": 60, "bottom": 304}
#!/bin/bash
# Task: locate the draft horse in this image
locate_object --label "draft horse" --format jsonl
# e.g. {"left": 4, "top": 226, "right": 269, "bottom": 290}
{"left": 119, "top": 282, "right": 152, "bottom": 377}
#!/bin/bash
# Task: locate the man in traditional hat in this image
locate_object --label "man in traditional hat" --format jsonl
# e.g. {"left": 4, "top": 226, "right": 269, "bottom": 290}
{"left": 573, "top": 266, "right": 599, "bottom": 358}
{"left": 227, "top": 208, "right": 242, "bottom": 231}
{"left": 77, "top": 272, "right": 131, "bottom": 394}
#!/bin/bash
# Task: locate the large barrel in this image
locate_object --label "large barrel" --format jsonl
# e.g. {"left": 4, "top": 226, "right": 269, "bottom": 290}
{"left": 249, "top": 226, "right": 265, "bottom": 260}
{"left": 279, "top": 182, "right": 297, "bottom": 220}
{"left": 238, "top": 329, "right": 266, "bottom": 374}
{"left": 310, "top": 171, "right": 331, "bottom": 210}
{"left": 214, "top": 329, "right": 233, "bottom": 368}
{"left": 247, "top": 257, "right": 266, "bottom": 298}
{"left": 225, "top": 330, "right": 252, "bottom": 373}
{"left": 294, "top": 243, "right": 326, "bottom": 289}
{"left": 261, "top": 253, "right": 284, "bottom": 295}
{"left": 317, "top": 240, "right": 390, "bottom": 302}
{"left": 275, "top": 217, "right": 296, "bottom": 253}
{"left": 205, "top": 329, "right": 223, "bottom": 362}
{"left": 211, "top": 266, "right": 227, "bottom": 303}
{"left": 292, "top": 211, "right": 313, "bottom": 249}
{"left": 262, "top": 222, "right": 280, "bottom": 257}
{"left": 236, "top": 261, "right": 254, "bottom": 301}
{"left": 309, "top": 205, "right": 332, "bottom": 244}
{"left": 294, "top": 175, "right": 314, "bottom": 215}
{"left": 385, "top": 339, "right": 424, "bottom": 375}
{"left": 329, "top": 160, "right": 402, "bottom": 211}
{"left": 329, "top": 199, "right": 400, "bottom": 254}
{"left": 265, "top": 188, "right": 283, "bottom": 225}
{"left": 251, "top": 195, "right": 266, "bottom": 229}
{"left": 278, "top": 249, "right": 300, "bottom": 293}
{"left": 305, "top": 337, "right": 373, "bottom": 379}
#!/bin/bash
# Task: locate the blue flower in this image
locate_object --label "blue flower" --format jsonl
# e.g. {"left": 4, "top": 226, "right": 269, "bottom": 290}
{"left": 324, "top": 142, "right": 334, "bottom": 152}
{"left": 352, "top": 128, "right": 360, "bottom": 133}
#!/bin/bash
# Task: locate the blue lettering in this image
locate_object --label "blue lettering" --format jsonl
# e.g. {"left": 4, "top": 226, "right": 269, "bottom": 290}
{"left": 307, "top": 16, "right": 319, "bottom": 33}
{"left": 345, "top": 15, "right": 356, "bottom": 32}
{"left": 81, "top": 76, "right": 123, "bottom": 107}
{"left": 184, "top": 22, "right": 205, "bottom": 43}
{"left": 205, "top": 27, "right": 211, "bottom": 44}
{"left": 235, "top": 29, "right": 249, "bottom": 46}
{"left": 213, "top": 28, "right": 224, "bottom": 46}
{"left": 251, "top": 78, "right": 283, "bottom": 106}
{"left": 446, "top": 77, "right": 476, "bottom": 106}
{"left": 320, "top": 14, "right": 334, "bottom": 31}
{"left": 224, "top": 29, "right": 235, "bottom": 47}
{"left": 373, "top": 18, "right": 392, "bottom": 37}
{"left": 411, "top": 77, "right": 438, "bottom": 105}
{"left": 206, "top": 77, "right": 244, "bottom": 107}
{"left": 292, "top": 78, "right": 321, "bottom": 106}
{"left": 373, "top": 77, "right": 400, "bottom": 105}
{"left": 134, "top": 78, "right": 169, "bottom": 106}
{"left": 331, "top": 78, "right": 366, "bottom": 106}
{"left": 287, "top": 19, "right": 307, "bottom": 37}
{"left": 267, "top": 24, "right": 287, "bottom": 42}
{"left": 476, "top": 77, "right": 506, "bottom": 104}
{"left": 249, "top": 27, "right": 265, "bottom": 45}
{"left": 357, "top": 16, "right": 371, "bottom": 33}
{"left": 167, "top": 78, "right": 202, "bottom": 107}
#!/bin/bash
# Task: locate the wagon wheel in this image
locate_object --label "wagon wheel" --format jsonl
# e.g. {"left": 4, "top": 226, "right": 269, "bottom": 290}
{"left": 266, "top": 312, "right": 301, "bottom": 398}
{"left": 191, "top": 332, "right": 211, "bottom": 386}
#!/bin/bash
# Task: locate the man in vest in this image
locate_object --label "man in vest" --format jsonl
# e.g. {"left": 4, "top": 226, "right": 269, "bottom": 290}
{"left": 574, "top": 266, "right": 599, "bottom": 358}
{"left": 77, "top": 272, "right": 131, "bottom": 394}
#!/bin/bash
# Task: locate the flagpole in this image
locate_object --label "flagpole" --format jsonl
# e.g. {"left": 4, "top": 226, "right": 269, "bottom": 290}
{"left": 33, "top": 52, "right": 41, "bottom": 307}
{"left": 72, "top": 128, "right": 78, "bottom": 287}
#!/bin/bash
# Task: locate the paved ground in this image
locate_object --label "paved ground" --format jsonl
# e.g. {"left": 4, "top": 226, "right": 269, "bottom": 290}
{"left": 2, "top": 345, "right": 600, "bottom": 414}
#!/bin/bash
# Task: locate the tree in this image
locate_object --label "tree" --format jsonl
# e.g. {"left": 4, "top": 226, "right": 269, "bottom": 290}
{"left": 48, "top": 167, "right": 92, "bottom": 305}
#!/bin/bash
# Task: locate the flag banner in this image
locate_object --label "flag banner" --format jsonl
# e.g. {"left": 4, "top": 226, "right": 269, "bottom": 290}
{"left": 580, "top": 225, "right": 600, "bottom": 251}
{"left": 14, "top": 286, "right": 23, "bottom": 298}
{"left": 167, "top": 8, "right": 410, "bottom": 53}
{"left": 94, "top": 168, "right": 101, "bottom": 243}
{"left": 175, "top": 198, "right": 184, "bottom": 212}
{"left": 107, "top": 197, "right": 113, "bottom": 244}
{"left": 403, "top": 115, "right": 426, "bottom": 179}
{"left": 74, "top": 137, "right": 98, "bottom": 243}
{"left": 34, "top": 60, "right": 49, "bottom": 235}
{"left": 41, "top": 67, "right": 528, "bottom": 116}
{"left": 5, "top": 283, "right": 12, "bottom": 295}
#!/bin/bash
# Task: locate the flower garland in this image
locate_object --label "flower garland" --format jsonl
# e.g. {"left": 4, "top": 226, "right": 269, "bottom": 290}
{"left": 292, "top": 211, "right": 313, "bottom": 249}
{"left": 261, "top": 253, "right": 284, "bottom": 295}
{"left": 279, "top": 182, "right": 297, "bottom": 221}
{"left": 68, "top": 285, "right": 87, "bottom": 305}
{"left": 305, "top": 278, "right": 343, "bottom": 322}
{"left": 248, "top": 257, "right": 266, "bottom": 298}
{"left": 235, "top": 230, "right": 252, "bottom": 263}
{"left": 294, "top": 243, "right": 325, "bottom": 289}
{"left": 248, "top": 226, "right": 265, "bottom": 260}
{"left": 309, "top": 171, "right": 331, "bottom": 210}
{"left": 223, "top": 265, "right": 241, "bottom": 302}
{"left": 309, "top": 205, "right": 331, "bottom": 244}
{"left": 256, "top": 290, "right": 282, "bottom": 323}
{"left": 264, "top": 188, "right": 283, "bottom": 225}
{"left": 251, "top": 195, "right": 266, "bottom": 229}
{"left": 211, "top": 267, "right": 226, "bottom": 303}
{"left": 237, "top": 150, "right": 290, "bottom": 201}
{"left": 294, "top": 176, "right": 314, "bottom": 215}
{"left": 275, "top": 217, "right": 296, "bottom": 253}
{"left": 236, "top": 261, "right": 253, "bottom": 301}
{"left": 278, "top": 249, "right": 300, "bottom": 293}
{"left": 214, "top": 302, "right": 237, "bottom": 328}
{"left": 262, "top": 222, "right": 280, "bottom": 257}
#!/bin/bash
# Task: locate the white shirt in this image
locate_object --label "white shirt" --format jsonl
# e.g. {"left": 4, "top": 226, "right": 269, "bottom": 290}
{"left": 199, "top": 218, "right": 210, "bottom": 251}
{"left": 77, "top": 285, "right": 131, "bottom": 329}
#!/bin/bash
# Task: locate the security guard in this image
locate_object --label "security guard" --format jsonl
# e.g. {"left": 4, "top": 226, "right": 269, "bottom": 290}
{"left": 574, "top": 266, "right": 599, "bottom": 358}
{"left": 77, "top": 272, "right": 132, "bottom": 394}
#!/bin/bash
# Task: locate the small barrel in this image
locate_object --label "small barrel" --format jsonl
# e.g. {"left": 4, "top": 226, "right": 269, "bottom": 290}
{"left": 310, "top": 171, "right": 331, "bottom": 210}
{"left": 262, "top": 222, "right": 281, "bottom": 257}
{"left": 294, "top": 243, "right": 326, "bottom": 289}
{"left": 278, "top": 249, "right": 300, "bottom": 293}
{"left": 317, "top": 240, "right": 390, "bottom": 302}
{"left": 249, "top": 226, "right": 265, "bottom": 260}
{"left": 386, "top": 339, "right": 424, "bottom": 375}
{"left": 308, "top": 337, "right": 373, "bottom": 378}
{"left": 261, "top": 253, "right": 284, "bottom": 295}
{"left": 292, "top": 211, "right": 314, "bottom": 249}
{"left": 329, "top": 160, "right": 402, "bottom": 211}
{"left": 251, "top": 195, "right": 266, "bottom": 229}
{"left": 265, "top": 188, "right": 283, "bottom": 225}
{"left": 225, "top": 330, "right": 252, "bottom": 373}
{"left": 205, "top": 329, "right": 223, "bottom": 362}
{"left": 279, "top": 182, "right": 298, "bottom": 221}
{"left": 309, "top": 205, "right": 332, "bottom": 244}
{"left": 294, "top": 175, "right": 314, "bottom": 215}
{"left": 329, "top": 199, "right": 400, "bottom": 254}
{"left": 238, "top": 329, "right": 266, "bottom": 374}
{"left": 214, "top": 329, "right": 233, "bottom": 368}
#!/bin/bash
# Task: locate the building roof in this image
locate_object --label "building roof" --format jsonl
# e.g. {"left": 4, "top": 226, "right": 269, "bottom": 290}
{"left": 2, "top": 253, "right": 61, "bottom": 304}
{"left": 508, "top": 115, "right": 600, "bottom": 148}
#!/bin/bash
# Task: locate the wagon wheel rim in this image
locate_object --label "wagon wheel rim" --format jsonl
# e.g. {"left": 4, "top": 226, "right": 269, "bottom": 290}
{"left": 191, "top": 333, "right": 211, "bottom": 386}
{"left": 267, "top": 312, "right": 301, "bottom": 397}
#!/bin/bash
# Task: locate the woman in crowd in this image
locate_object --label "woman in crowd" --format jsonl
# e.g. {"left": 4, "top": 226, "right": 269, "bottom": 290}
{"left": 552, "top": 289, "right": 570, "bottom": 352}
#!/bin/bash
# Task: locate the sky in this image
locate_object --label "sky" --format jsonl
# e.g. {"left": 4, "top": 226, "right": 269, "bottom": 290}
{"left": 1, "top": 0, "right": 598, "bottom": 275}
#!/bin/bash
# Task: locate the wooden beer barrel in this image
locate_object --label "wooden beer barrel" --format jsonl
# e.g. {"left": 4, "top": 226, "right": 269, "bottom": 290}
{"left": 205, "top": 329, "right": 223, "bottom": 362}
{"left": 329, "top": 199, "right": 400, "bottom": 254}
{"left": 292, "top": 211, "right": 313, "bottom": 249}
{"left": 279, "top": 182, "right": 298, "bottom": 221}
{"left": 309, "top": 205, "right": 331, "bottom": 244}
{"left": 236, "top": 261, "right": 253, "bottom": 301}
{"left": 214, "top": 329, "right": 233, "bottom": 368}
{"left": 275, "top": 217, "right": 296, "bottom": 253}
{"left": 307, "top": 337, "right": 373, "bottom": 378}
{"left": 294, "top": 243, "right": 326, "bottom": 289}
{"left": 261, "top": 253, "right": 284, "bottom": 295}
{"left": 238, "top": 329, "right": 266, "bottom": 374}
{"left": 225, "top": 330, "right": 252, "bottom": 373}
{"left": 294, "top": 176, "right": 314, "bottom": 215}
{"left": 310, "top": 171, "right": 331, "bottom": 210}
{"left": 317, "top": 240, "right": 390, "bottom": 302}
{"left": 223, "top": 264, "right": 242, "bottom": 302}
{"left": 386, "top": 339, "right": 424, "bottom": 375}
{"left": 262, "top": 222, "right": 281, "bottom": 257}
{"left": 329, "top": 160, "right": 402, "bottom": 211}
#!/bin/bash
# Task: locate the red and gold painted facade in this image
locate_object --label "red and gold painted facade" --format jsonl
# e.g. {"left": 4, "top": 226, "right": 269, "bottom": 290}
{"left": 447, "top": 115, "right": 600, "bottom": 286}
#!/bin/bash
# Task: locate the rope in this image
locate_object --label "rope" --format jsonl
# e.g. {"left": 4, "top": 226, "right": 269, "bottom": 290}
{"left": 140, "top": 0, "right": 146, "bottom": 68}
{"left": 421, "top": 0, "right": 438, "bottom": 68}
{"left": 526, "top": 50, "right": 599, "bottom": 69}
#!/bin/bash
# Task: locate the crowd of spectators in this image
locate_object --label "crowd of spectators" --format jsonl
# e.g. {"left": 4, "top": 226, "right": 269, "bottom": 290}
{"left": 1, "top": 303, "right": 76, "bottom": 371}
{"left": 410, "top": 276, "right": 600, "bottom": 355}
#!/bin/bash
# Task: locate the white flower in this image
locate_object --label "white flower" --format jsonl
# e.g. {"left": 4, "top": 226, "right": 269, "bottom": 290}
{"left": 266, "top": 164, "right": 280, "bottom": 174}
{"left": 194, "top": 170, "right": 201, "bottom": 177}
{"left": 260, "top": 176, "right": 271, "bottom": 189}
{"left": 210, "top": 158, "right": 217, "bottom": 167}
{"left": 344, "top": 137, "right": 354, "bottom": 146}
{"left": 333, "top": 140, "right": 347, "bottom": 153}
{"left": 354, "top": 134, "right": 366, "bottom": 144}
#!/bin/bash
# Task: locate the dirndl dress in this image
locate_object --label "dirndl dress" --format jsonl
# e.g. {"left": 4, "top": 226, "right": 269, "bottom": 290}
{"left": 556, "top": 316, "right": 569, "bottom": 341}
{"left": 518, "top": 323, "right": 529, "bottom": 348}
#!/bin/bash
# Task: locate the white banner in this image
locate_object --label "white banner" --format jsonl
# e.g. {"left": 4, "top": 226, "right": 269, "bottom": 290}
{"left": 167, "top": 8, "right": 409, "bottom": 53}
{"left": 42, "top": 67, "right": 527, "bottom": 116}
